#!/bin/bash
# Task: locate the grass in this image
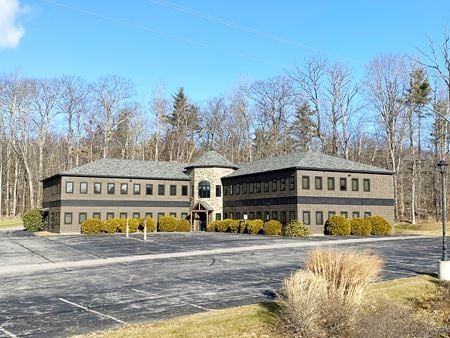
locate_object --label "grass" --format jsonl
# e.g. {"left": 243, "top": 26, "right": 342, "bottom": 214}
{"left": 393, "top": 222, "right": 443, "bottom": 236}
{"left": 0, "top": 217, "right": 22, "bottom": 229}
{"left": 79, "top": 275, "right": 444, "bottom": 338}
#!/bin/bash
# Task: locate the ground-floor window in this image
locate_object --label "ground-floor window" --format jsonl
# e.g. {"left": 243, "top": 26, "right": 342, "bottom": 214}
{"left": 352, "top": 211, "right": 360, "bottom": 218}
{"left": 341, "top": 211, "right": 348, "bottom": 217}
{"left": 328, "top": 211, "right": 336, "bottom": 219}
{"left": 224, "top": 212, "right": 228, "bottom": 219}
{"left": 236, "top": 212, "right": 241, "bottom": 220}
{"left": 170, "top": 212, "right": 177, "bottom": 217}
{"left": 64, "top": 212, "right": 72, "bottom": 224}
{"left": 364, "top": 211, "right": 372, "bottom": 218}
{"left": 181, "top": 212, "right": 188, "bottom": 219}
{"left": 79, "top": 212, "right": 87, "bottom": 224}
{"left": 93, "top": 212, "right": 101, "bottom": 219}
{"left": 289, "top": 211, "right": 296, "bottom": 222}
{"left": 249, "top": 212, "right": 254, "bottom": 219}
{"left": 132, "top": 212, "right": 140, "bottom": 219}
{"left": 316, "top": 211, "right": 324, "bottom": 225}
{"left": 120, "top": 212, "right": 127, "bottom": 219}
{"left": 280, "top": 211, "right": 287, "bottom": 224}
{"left": 256, "top": 211, "right": 262, "bottom": 219}
{"left": 106, "top": 212, "right": 114, "bottom": 220}
{"left": 215, "top": 213, "right": 221, "bottom": 221}
{"left": 157, "top": 212, "right": 164, "bottom": 221}
{"left": 303, "top": 211, "right": 310, "bottom": 225}
{"left": 272, "top": 211, "right": 278, "bottom": 220}
{"left": 145, "top": 212, "right": 153, "bottom": 219}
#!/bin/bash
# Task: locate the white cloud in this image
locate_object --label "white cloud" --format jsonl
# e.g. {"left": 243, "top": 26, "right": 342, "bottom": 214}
{"left": 0, "top": 0, "right": 24, "bottom": 49}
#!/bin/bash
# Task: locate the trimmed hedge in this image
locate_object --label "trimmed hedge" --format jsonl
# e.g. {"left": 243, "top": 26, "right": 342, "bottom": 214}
{"left": 140, "top": 217, "right": 157, "bottom": 232}
{"left": 368, "top": 216, "right": 392, "bottom": 235}
{"left": 283, "top": 220, "right": 312, "bottom": 237}
{"left": 159, "top": 216, "right": 178, "bottom": 232}
{"left": 176, "top": 219, "right": 191, "bottom": 232}
{"left": 101, "top": 218, "right": 120, "bottom": 233}
{"left": 23, "top": 208, "right": 44, "bottom": 232}
{"left": 350, "top": 218, "right": 372, "bottom": 236}
{"left": 81, "top": 218, "right": 104, "bottom": 234}
{"left": 325, "top": 215, "right": 351, "bottom": 236}
{"left": 247, "top": 219, "right": 264, "bottom": 234}
{"left": 207, "top": 220, "right": 220, "bottom": 232}
{"left": 263, "top": 220, "right": 282, "bottom": 236}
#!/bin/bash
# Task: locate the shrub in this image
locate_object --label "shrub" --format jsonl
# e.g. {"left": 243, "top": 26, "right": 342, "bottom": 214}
{"left": 229, "top": 219, "right": 240, "bottom": 233}
{"left": 159, "top": 216, "right": 178, "bottom": 232}
{"left": 81, "top": 218, "right": 104, "bottom": 234}
{"left": 176, "top": 219, "right": 191, "bottom": 232}
{"left": 23, "top": 208, "right": 44, "bottom": 232}
{"left": 140, "top": 217, "right": 156, "bottom": 232}
{"left": 368, "top": 216, "right": 392, "bottom": 235}
{"left": 283, "top": 220, "right": 312, "bottom": 237}
{"left": 239, "top": 220, "right": 247, "bottom": 233}
{"left": 207, "top": 220, "right": 219, "bottom": 232}
{"left": 276, "top": 249, "right": 383, "bottom": 337}
{"left": 247, "top": 219, "right": 264, "bottom": 234}
{"left": 263, "top": 220, "right": 282, "bottom": 236}
{"left": 350, "top": 218, "right": 372, "bottom": 236}
{"left": 217, "top": 219, "right": 232, "bottom": 232}
{"left": 101, "top": 218, "right": 121, "bottom": 233}
{"left": 117, "top": 218, "right": 139, "bottom": 233}
{"left": 325, "top": 215, "right": 351, "bottom": 236}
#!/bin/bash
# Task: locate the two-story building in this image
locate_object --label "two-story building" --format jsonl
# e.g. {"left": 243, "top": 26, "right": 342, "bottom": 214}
{"left": 42, "top": 150, "right": 394, "bottom": 234}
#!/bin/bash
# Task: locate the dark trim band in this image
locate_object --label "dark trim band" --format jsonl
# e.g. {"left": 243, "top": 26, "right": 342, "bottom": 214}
{"left": 44, "top": 200, "right": 190, "bottom": 208}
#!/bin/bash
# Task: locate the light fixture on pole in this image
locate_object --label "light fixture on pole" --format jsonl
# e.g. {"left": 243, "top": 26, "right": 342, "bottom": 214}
{"left": 437, "top": 159, "right": 449, "bottom": 280}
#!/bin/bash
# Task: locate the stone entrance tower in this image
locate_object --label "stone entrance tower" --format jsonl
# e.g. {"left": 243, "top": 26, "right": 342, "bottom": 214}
{"left": 185, "top": 151, "right": 238, "bottom": 230}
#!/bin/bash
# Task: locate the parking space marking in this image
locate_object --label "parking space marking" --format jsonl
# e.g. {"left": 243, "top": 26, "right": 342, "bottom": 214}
{"left": 131, "top": 288, "right": 212, "bottom": 311}
{"left": 0, "top": 326, "right": 17, "bottom": 338}
{"left": 58, "top": 298, "right": 126, "bottom": 324}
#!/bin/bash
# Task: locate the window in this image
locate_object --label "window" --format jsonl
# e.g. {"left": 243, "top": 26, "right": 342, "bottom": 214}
{"left": 256, "top": 182, "right": 261, "bottom": 193}
{"left": 145, "top": 212, "right": 153, "bottom": 219}
{"left": 302, "top": 176, "right": 310, "bottom": 189}
{"left": 289, "top": 211, "right": 296, "bottom": 222}
{"left": 94, "top": 182, "right": 102, "bottom": 194}
{"left": 256, "top": 211, "right": 262, "bottom": 220}
{"left": 224, "top": 213, "right": 228, "bottom": 219}
{"left": 340, "top": 178, "right": 347, "bottom": 191}
{"left": 280, "top": 178, "right": 286, "bottom": 191}
{"left": 242, "top": 183, "right": 248, "bottom": 194}
{"left": 315, "top": 176, "right": 323, "bottom": 190}
{"left": 236, "top": 184, "right": 240, "bottom": 195}
{"left": 327, "top": 177, "right": 335, "bottom": 190}
{"left": 170, "top": 212, "right": 177, "bottom": 217}
{"left": 364, "top": 211, "right": 372, "bottom": 218}
{"left": 64, "top": 212, "right": 72, "bottom": 224}
{"left": 236, "top": 212, "right": 242, "bottom": 220}
{"left": 316, "top": 211, "right": 324, "bottom": 225}
{"left": 328, "top": 211, "right": 336, "bottom": 219}
{"left": 106, "top": 212, "right": 114, "bottom": 220}
{"left": 93, "top": 212, "right": 101, "bottom": 219}
{"left": 214, "top": 185, "right": 221, "bottom": 197}
{"left": 280, "top": 211, "right": 287, "bottom": 224}
{"left": 272, "top": 179, "right": 278, "bottom": 192}
{"left": 303, "top": 211, "right": 311, "bottom": 225}
{"left": 66, "top": 181, "right": 74, "bottom": 193}
{"left": 158, "top": 184, "right": 165, "bottom": 196}
{"left": 272, "top": 211, "right": 278, "bottom": 220}
{"left": 215, "top": 213, "right": 222, "bottom": 221}
{"left": 352, "top": 178, "right": 359, "bottom": 191}
{"left": 157, "top": 212, "right": 164, "bottom": 221}
{"left": 352, "top": 211, "right": 360, "bottom": 219}
{"left": 363, "top": 179, "right": 371, "bottom": 192}
{"left": 120, "top": 212, "right": 127, "bottom": 219}
{"left": 80, "top": 182, "right": 88, "bottom": 194}
{"left": 249, "top": 182, "right": 254, "bottom": 193}
{"left": 181, "top": 212, "right": 188, "bottom": 219}
{"left": 133, "top": 184, "right": 141, "bottom": 195}
{"left": 224, "top": 185, "right": 229, "bottom": 196}
{"left": 264, "top": 181, "right": 269, "bottom": 192}
{"left": 249, "top": 212, "right": 255, "bottom": 220}
{"left": 120, "top": 183, "right": 128, "bottom": 195}
{"left": 198, "top": 180, "right": 210, "bottom": 198}
{"left": 170, "top": 185, "right": 177, "bottom": 196}
{"left": 146, "top": 184, "right": 153, "bottom": 195}
{"left": 132, "top": 212, "right": 140, "bottom": 219}
{"left": 107, "top": 183, "right": 115, "bottom": 194}
{"left": 229, "top": 184, "right": 234, "bottom": 195}
{"left": 289, "top": 176, "right": 295, "bottom": 190}
{"left": 341, "top": 211, "right": 348, "bottom": 218}
{"left": 79, "top": 212, "right": 87, "bottom": 224}
{"left": 229, "top": 213, "right": 233, "bottom": 220}
{"left": 182, "top": 185, "right": 188, "bottom": 196}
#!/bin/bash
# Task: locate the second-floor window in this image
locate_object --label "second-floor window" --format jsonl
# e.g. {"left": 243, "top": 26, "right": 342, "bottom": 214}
{"left": 158, "top": 184, "right": 165, "bottom": 196}
{"left": 107, "top": 183, "right": 115, "bottom": 194}
{"left": 216, "top": 185, "right": 222, "bottom": 197}
{"left": 120, "top": 183, "right": 128, "bottom": 195}
{"left": 66, "top": 181, "right": 74, "bottom": 193}
{"left": 315, "top": 177, "right": 322, "bottom": 190}
{"left": 198, "top": 180, "right": 210, "bottom": 198}
{"left": 80, "top": 182, "right": 88, "bottom": 194}
{"left": 352, "top": 178, "right": 359, "bottom": 191}
{"left": 133, "top": 184, "right": 141, "bottom": 195}
{"left": 170, "top": 185, "right": 177, "bottom": 196}
{"left": 327, "top": 177, "right": 335, "bottom": 190}
{"left": 146, "top": 184, "right": 153, "bottom": 195}
{"left": 302, "top": 176, "right": 310, "bottom": 190}
{"left": 340, "top": 178, "right": 347, "bottom": 191}
{"left": 94, "top": 182, "right": 101, "bottom": 194}
{"left": 182, "top": 185, "right": 188, "bottom": 196}
{"left": 363, "top": 179, "right": 371, "bottom": 192}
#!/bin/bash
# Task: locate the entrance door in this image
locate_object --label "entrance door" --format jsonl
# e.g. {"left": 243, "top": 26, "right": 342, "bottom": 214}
{"left": 199, "top": 213, "right": 207, "bottom": 231}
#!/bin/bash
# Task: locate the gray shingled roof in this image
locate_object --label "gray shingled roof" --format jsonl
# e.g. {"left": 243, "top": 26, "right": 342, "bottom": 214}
{"left": 225, "top": 151, "right": 393, "bottom": 178}
{"left": 185, "top": 150, "right": 238, "bottom": 169}
{"left": 59, "top": 159, "right": 190, "bottom": 180}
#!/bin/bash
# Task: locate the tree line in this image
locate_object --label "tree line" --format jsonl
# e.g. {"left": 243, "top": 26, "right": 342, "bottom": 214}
{"left": 1, "top": 31, "right": 450, "bottom": 223}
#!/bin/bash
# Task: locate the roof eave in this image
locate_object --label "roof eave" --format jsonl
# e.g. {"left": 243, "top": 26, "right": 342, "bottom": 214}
{"left": 43, "top": 173, "right": 191, "bottom": 181}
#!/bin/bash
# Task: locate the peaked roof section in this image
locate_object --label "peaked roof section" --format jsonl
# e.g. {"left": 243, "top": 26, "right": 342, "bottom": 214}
{"left": 58, "top": 158, "right": 190, "bottom": 180}
{"left": 225, "top": 151, "right": 393, "bottom": 178}
{"left": 185, "top": 150, "right": 238, "bottom": 169}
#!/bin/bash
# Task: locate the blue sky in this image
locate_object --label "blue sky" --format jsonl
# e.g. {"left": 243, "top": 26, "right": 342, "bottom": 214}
{"left": 1, "top": 0, "right": 449, "bottom": 102}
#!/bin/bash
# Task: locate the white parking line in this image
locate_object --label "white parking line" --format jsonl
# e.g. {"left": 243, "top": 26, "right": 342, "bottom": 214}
{"left": 58, "top": 298, "right": 126, "bottom": 324}
{"left": 0, "top": 326, "right": 17, "bottom": 338}
{"left": 131, "top": 288, "right": 212, "bottom": 311}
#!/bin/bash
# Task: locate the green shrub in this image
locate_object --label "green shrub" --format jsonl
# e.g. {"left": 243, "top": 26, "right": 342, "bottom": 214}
{"left": 176, "top": 219, "right": 191, "bottom": 232}
{"left": 140, "top": 217, "right": 157, "bottom": 232}
{"left": 350, "top": 218, "right": 372, "bottom": 236}
{"left": 247, "top": 219, "right": 264, "bottom": 234}
{"left": 229, "top": 219, "right": 240, "bottom": 233}
{"left": 239, "top": 220, "right": 247, "bottom": 233}
{"left": 325, "top": 215, "right": 351, "bottom": 236}
{"left": 368, "top": 216, "right": 392, "bottom": 235}
{"left": 23, "top": 208, "right": 44, "bottom": 232}
{"left": 117, "top": 218, "right": 139, "bottom": 233}
{"left": 81, "top": 218, "right": 104, "bottom": 234}
{"left": 159, "top": 216, "right": 178, "bottom": 232}
{"left": 217, "top": 219, "right": 231, "bottom": 232}
{"left": 283, "top": 220, "right": 312, "bottom": 237}
{"left": 207, "top": 220, "right": 219, "bottom": 232}
{"left": 263, "top": 220, "right": 282, "bottom": 235}
{"left": 101, "top": 218, "right": 121, "bottom": 233}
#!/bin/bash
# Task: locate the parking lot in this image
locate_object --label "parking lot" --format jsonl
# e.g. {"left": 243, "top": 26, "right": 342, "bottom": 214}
{"left": 0, "top": 230, "right": 442, "bottom": 337}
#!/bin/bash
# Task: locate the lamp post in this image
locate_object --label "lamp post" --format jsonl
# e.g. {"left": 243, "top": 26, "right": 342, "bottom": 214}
{"left": 437, "top": 159, "right": 448, "bottom": 261}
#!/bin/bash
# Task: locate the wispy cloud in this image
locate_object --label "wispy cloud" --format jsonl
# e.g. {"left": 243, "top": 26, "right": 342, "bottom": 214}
{"left": 0, "top": 0, "right": 25, "bottom": 49}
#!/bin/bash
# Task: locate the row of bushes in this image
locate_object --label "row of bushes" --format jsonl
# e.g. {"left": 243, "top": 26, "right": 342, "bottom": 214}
{"left": 325, "top": 215, "right": 391, "bottom": 236}
{"left": 207, "top": 219, "right": 312, "bottom": 237}
{"left": 81, "top": 215, "right": 190, "bottom": 234}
